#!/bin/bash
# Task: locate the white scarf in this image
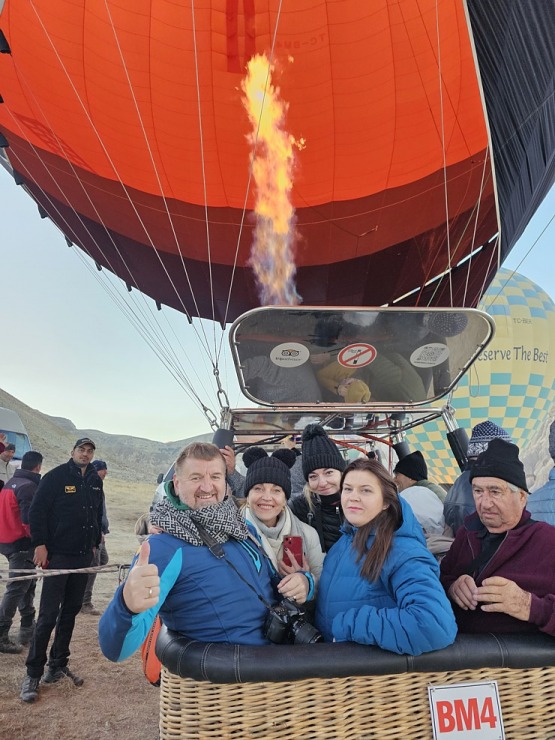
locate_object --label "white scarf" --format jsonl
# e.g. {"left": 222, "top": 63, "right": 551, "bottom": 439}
{"left": 244, "top": 505, "right": 294, "bottom": 569}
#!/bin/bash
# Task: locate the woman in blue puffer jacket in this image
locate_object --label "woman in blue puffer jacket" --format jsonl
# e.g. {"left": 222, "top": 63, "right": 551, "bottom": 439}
{"left": 315, "top": 457, "right": 457, "bottom": 655}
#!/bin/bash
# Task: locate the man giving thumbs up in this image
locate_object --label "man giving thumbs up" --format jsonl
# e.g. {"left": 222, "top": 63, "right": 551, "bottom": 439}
{"left": 99, "top": 442, "right": 279, "bottom": 664}
{"left": 122, "top": 541, "right": 160, "bottom": 613}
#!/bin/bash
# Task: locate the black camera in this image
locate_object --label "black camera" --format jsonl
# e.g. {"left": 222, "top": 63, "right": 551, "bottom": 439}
{"left": 264, "top": 598, "right": 323, "bottom": 645}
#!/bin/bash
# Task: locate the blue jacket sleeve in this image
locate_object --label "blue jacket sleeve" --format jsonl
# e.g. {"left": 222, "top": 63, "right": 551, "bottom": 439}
{"left": 331, "top": 549, "right": 457, "bottom": 655}
{"left": 98, "top": 541, "right": 183, "bottom": 662}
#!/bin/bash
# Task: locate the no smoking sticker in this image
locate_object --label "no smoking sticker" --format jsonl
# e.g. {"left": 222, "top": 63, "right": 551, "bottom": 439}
{"left": 338, "top": 343, "right": 377, "bottom": 368}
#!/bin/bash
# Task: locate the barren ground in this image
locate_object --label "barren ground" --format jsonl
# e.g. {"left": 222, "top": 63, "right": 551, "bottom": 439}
{"left": 0, "top": 479, "right": 160, "bottom": 739}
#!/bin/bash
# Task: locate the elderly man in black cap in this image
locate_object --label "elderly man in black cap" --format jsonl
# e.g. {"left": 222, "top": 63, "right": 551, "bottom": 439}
{"left": 19, "top": 438, "right": 104, "bottom": 703}
{"left": 443, "top": 420, "right": 512, "bottom": 533}
{"left": 440, "top": 438, "right": 555, "bottom": 636}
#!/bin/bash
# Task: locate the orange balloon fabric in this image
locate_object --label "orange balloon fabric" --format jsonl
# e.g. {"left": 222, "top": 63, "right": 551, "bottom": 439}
{"left": 0, "top": 0, "right": 497, "bottom": 321}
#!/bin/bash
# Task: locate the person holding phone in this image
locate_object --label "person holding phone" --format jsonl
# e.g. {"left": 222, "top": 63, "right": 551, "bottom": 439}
{"left": 242, "top": 447, "right": 325, "bottom": 594}
{"left": 315, "top": 457, "right": 457, "bottom": 655}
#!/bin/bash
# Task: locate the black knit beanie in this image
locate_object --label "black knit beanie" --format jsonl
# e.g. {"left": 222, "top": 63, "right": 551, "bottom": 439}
{"left": 393, "top": 451, "right": 427, "bottom": 481}
{"left": 301, "top": 424, "right": 345, "bottom": 481}
{"left": 470, "top": 438, "right": 528, "bottom": 492}
{"left": 243, "top": 447, "right": 296, "bottom": 500}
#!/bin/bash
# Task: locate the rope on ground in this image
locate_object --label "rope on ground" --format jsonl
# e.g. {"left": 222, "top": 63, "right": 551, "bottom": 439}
{"left": 0, "top": 563, "right": 131, "bottom": 583}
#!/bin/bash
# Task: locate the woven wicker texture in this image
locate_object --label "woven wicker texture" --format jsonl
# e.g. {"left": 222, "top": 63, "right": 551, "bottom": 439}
{"left": 160, "top": 665, "right": 555, "bottom": 739}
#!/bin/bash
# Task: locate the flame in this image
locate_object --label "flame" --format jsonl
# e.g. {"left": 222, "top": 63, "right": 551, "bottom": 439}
{"left": 242, "top": 54, "right": 303, "bottom": 306}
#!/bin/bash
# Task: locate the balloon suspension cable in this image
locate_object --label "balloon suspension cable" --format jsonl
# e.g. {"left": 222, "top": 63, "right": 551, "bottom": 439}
{"left": 461, "top": 149, "right": 491, "bottom": 305}
{"left": 103, "top": 0, "right": 218, "bottom": 357}
{"left": 483, "top": 210, "right": 555, "bottom": 312}
{"left": 3, "top": 119, "right": 213, "bottom": 419}
{"left": 212, "top": 366, "right": 230, "bottom": 411}
{"left": 217, "top": 0, "right": 286, "bottom": 349}
{"left": 426, "top": 152, "right": 492, "bottom": 309}
{"left": 434, "top": 0, "right": 454, "bottom": 307}
{"left": 29, "top": 0, "right": 220, "bottom": 366}
{"left": 11, "top": 4, "right": 230, "bottom": 422}
{"left": 202, "top": 405, "right": 219, "bottom": 432}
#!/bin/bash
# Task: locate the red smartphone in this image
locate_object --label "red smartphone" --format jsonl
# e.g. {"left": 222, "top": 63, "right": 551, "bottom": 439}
{"left": 282, "top": 536, "right": 303, "bottom": 568}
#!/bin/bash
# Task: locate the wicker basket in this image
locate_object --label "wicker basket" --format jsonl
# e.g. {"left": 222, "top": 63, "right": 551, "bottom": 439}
{"left": 160, "top": 664, "right": 555, "bottom": 739}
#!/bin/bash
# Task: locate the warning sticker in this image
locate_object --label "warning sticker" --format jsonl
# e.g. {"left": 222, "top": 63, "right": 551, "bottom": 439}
{"left": 410, "top": 343, "right": 450, "bottom": 368}
{"left": 338, "top": 343, "right": 377, "bottom": 368}
{"left": 270, "top": 342, "right": 310, "bottom": 367}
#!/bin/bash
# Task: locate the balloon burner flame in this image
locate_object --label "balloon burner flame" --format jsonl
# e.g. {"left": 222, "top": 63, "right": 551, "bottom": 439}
{"left": 242, "top": 54, "right": 304, "bottom": 306}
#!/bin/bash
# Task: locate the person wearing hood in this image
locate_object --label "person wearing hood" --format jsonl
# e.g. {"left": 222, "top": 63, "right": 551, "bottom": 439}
{"left": 289, "top": 424, "right": 346, "bottom": 552}
{"left": 315, "top": 457, "right": 457, "bottom": 655}
{"left": 242, "top": 447, "right": 324, "bottom": 585}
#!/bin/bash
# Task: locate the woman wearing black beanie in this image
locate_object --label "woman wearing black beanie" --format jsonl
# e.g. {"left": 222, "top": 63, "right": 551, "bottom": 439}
{"left": 289, "top": 424, "right": 346, "bottom": 552}
{"left": 242, "top": 447, "right": 324, "bottom": 595}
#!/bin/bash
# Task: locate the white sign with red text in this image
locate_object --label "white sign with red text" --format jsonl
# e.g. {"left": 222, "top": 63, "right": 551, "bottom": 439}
{"left": 428, "top": 680, "right": 504, "bottom": 739}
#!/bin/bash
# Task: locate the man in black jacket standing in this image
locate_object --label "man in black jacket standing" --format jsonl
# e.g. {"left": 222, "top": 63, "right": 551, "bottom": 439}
{"left": 20, "top": 438, "right": 104, "bottom": 703}
{"left": 0, "top": 450, "right": 43, "bottom": 653}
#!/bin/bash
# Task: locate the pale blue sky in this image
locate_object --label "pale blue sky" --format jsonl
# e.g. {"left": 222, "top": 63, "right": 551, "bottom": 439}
{"left": 1, "top": 168, "right": 553, "bottom": 442}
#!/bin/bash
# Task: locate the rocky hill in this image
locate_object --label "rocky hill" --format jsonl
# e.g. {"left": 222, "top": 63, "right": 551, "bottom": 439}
{"left": 0, "top": 387, "right": 211, "bottom": 484}
{"left": 1, "top": 386, "right": 553, "bottom": 490}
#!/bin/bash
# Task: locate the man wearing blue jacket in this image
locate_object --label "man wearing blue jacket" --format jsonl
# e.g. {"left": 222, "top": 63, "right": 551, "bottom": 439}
{"left": 527, "top": 421, "right": 555, "bottom": 526}
{"left": 99, "top": 442, "right": 307, "bottom": 666}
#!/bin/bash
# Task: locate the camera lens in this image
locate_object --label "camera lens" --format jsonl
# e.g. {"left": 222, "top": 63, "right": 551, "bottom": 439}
{"left": 290, "top": 620, "right": 323, "bottom": 645}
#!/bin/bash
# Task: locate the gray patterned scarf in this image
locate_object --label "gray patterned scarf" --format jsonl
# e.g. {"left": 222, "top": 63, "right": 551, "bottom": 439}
{"left": 149, "top": 495, "right": 250, "bottom": 546}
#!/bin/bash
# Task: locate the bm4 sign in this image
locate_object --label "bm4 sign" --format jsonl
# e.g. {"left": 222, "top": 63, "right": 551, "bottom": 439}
{"left": 428, "top": 681, "right": 505, "bottom": 739}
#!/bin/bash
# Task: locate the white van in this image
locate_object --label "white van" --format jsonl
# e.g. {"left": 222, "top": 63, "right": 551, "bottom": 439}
{"left": 0, "top": 406, "right": 32, "bottom": 461}
{"left": 152, "top": 463, "right": 175, "bottom": 508}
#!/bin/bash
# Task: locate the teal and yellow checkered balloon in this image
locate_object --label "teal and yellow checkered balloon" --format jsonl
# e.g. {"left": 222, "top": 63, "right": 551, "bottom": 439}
{"left": 411, "top": 269, "right": 555, "bottom": 484}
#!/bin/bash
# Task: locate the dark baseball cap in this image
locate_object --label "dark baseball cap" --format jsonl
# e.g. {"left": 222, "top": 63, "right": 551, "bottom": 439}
{"left": 73, "top": 437, "right": 96, "bottom": 450}
{"left": 92, "top": 459, "right": 107, "bottom": 471}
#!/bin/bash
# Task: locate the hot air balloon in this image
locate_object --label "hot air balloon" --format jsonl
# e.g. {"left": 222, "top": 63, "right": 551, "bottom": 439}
{"left": 0, "top": 0, "right": 553, "bottom": 327}
{"left": 411, "top": 268, "right": 555, "bottom": 483}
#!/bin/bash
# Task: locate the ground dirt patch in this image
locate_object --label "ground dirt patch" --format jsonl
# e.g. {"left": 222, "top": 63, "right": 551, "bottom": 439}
{"left": 0, "top": 478, "right": 160, "bottom": 739}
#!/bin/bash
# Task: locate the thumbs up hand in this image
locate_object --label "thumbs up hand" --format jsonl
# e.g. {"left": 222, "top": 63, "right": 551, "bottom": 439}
{"left": 123, "top": 540, "right": 160, "bottom": 614}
